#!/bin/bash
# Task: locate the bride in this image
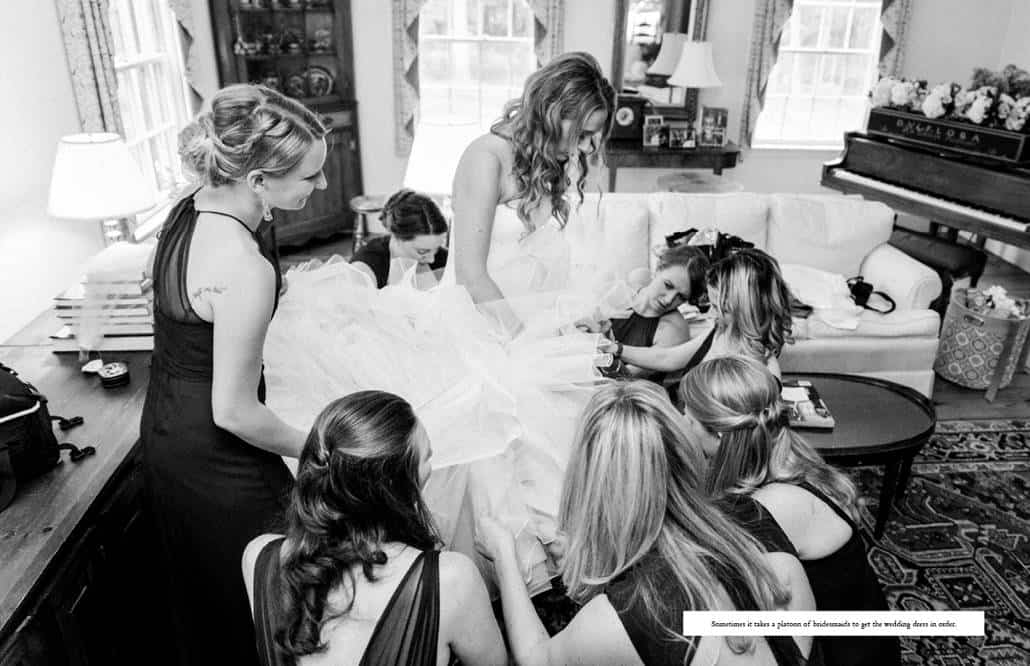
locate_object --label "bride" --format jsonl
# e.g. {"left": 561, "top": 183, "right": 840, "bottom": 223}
{"left": 264, "top": 51, "right": 616, "bottom": 591}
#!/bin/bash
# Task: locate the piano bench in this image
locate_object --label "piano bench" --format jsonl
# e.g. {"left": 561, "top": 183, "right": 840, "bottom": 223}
{"left": 890, "top": 229, "right": 989, "bottom": 318}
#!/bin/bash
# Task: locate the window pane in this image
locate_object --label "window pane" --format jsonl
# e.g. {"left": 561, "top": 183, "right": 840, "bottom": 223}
{"left": 839, "top": 97, "right": 870, "bottom": 133}
{"left": 780, "top": 96, "right": 814, "bottom": 141}
{"left": 512, "top": 0, "right": 531, "bottom": 37}
{"left": 809, "top": 98, "right": 841, "bottom": 139}
{"left": 842, "top": 53, "right": 871, "bottom": 96}
{"left": 465, "top": 0, "right": 479, "bottom": 36}
{"left": 481, "top": 0, "right": 509, "bottom": 37}
{"left": 767, "top": 52, "right": 794, "bottom": 94}
{"left": 420, "top": 38, "right": 453, "bottom": 85}
{"left": 826, "top": 5, "right": 850, "bottom": 49}
{"left": 792, "top": 53, "right": 819, "bottom": 96}
{"left": 422, "top": 0, "right": 449, "bottom": 35}
{"left": 754, "top": 95, "right": 787, "bottom": 141}
{"left": 817, "top": 54, "right": 844, "bottom": 96}
{"left": 848, "top": 7, "right": 880, "bottom": 49}
{"left": 797, "top": 5, "right": 824, "bottom": 48}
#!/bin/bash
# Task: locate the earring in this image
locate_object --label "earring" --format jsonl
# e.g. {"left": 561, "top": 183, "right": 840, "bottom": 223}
{"left": 261, "top": 199, "right": 273, "bottom": 222}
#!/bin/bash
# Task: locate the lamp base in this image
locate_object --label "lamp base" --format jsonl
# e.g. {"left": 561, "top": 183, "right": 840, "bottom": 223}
{"left": 100, "top": 218, "right": 136, "bottom": 246}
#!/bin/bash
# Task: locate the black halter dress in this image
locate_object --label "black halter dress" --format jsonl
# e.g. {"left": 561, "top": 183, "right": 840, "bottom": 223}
{"left": 140, "top": 193, "right": 294, "bottom": 665}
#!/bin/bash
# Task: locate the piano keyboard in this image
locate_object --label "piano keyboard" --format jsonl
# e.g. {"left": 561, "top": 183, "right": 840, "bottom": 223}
{"left": 829, "top": 169, "right": 1030, "bottom": 234}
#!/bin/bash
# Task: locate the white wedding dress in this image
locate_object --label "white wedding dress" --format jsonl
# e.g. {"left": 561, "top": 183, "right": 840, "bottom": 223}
{"left": 264, "top": 202, "right": 621, "bottom": 591}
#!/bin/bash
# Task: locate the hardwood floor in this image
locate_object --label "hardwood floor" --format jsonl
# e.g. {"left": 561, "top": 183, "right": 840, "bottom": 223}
{"left": 280, "top": 235, "right": 1030, "bottom": 422}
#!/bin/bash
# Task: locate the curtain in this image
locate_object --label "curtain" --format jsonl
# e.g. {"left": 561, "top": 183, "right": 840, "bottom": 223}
{"left": 392, "top": 0, "right": 431, "bottom": 156}
{"left": 166, "top": 0, "right": 203, "bottom": 111}
{"left": 738, "top": 0, "right": 794, "bottom": 149}
{"left": 878, "top": 0, "right": 912, "bottom": 78}
{"left": 55, "top": 0, "right": 123, "bottom": 133}
{"left": 527, "top": 0, "right": 564, "bottom": 66}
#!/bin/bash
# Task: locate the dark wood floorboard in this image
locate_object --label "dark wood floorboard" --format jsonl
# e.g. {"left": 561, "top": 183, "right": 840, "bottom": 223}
{"left": 280, "top": 238, "right": 1030, "bottom": 421}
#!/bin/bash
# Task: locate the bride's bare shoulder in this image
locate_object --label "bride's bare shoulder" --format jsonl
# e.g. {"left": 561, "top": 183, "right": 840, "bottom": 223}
{"left": 458, "top": 132, "right": 511, "bottom": 167}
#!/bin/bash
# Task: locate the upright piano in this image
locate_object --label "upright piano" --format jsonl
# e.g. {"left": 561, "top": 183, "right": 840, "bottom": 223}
{"left": 822, "top": 132, "right": 1030, "bottom": 250}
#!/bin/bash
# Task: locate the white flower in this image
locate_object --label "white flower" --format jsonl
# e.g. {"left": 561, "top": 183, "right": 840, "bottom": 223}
{"left": 871, "top": 77, "right": 895, "bottom": 107}
{"left": 1005, "top": 97, "right": 1030, "bottom": 131}
{"left": 984, "top": 285, "right": 1009, "bottom": 300}
{"left": 890, "top": 81, "right": 915, "bottom": 107}
{"left": 922, "top": 90, "right": 948, "bottom": 119}
{"left": 997, "top": 93, "right": 1016, "bottom": 120}
{"left": 953, "top": 89, "right": 973, "bottom": 115}
{"left": 966, "top": 95, "right": 992, "bottom": 124}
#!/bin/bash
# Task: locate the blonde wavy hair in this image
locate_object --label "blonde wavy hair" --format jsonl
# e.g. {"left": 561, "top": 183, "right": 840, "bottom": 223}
{"left": 681, "top": 355, "right": 860, "bottom": 522}
{"left": 708, "top": 248, "right": 794, "bottom": 360}
{"left": 558, "top": 381, "right": 790, "bottom": 654}
{"left": 491, "top": 51, "right": 615, "bottom": 230}
{"left": 178, "top": 84, "right": 328, "bottom": 187}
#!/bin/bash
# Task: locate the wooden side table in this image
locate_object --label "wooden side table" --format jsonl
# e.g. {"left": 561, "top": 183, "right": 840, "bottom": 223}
{"left": 605, "top": 140, "right": 741, "bottom": 192}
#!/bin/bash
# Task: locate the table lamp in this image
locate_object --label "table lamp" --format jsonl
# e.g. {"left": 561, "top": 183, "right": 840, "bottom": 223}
{"left": 47, "top": 133, "right": 156, "bottom": 246}
{"left": 645, "top": 32, "right": 688, "bottom": 104}
{"left": 668, "top": 41, "right": 723, "bottom": 123}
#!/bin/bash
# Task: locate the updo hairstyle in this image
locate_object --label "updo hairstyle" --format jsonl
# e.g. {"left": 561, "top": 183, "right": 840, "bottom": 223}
{"left": 178, "top": 84, "right": 328, "bottom": 187}
{"left": 378, "top": 189, "right": 450, "bottom": 242}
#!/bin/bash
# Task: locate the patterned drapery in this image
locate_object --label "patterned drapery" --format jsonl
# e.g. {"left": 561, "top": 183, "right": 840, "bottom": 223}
{"left": 739, "top": 0, "right": 794, "bottom": 149}
{"left": 54, "top": 0, "right": 123, "bottom": 133}
{"left": 392, "top": 0, "right": 565, "bottom": 156}
{"left": 878, "top": 0, "right": 912, "bottom": 78}
{"left": 528, "top": 0, "right": 564, "bottom": 66}
{"left": 392, "top": 0, "right": 432, "bottom": 156}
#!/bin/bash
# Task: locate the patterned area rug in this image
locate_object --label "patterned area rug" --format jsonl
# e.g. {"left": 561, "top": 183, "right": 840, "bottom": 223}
{"left": 528, "top": 419, "right": 1030, "bottom": 664}
{"left": 852, "top": 419, "right": 1030, "bottom": 666}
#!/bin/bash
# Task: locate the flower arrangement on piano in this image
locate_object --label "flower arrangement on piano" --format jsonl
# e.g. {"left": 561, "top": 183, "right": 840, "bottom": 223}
{"left": 866, "top": 65, "right": 1030, "bottom": 164}
{"left": 870, "top": 65, "right": 1030, "bottom": 132}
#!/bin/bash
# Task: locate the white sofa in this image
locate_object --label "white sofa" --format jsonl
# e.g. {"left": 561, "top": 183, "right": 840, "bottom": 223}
{"left": 563, "top": 192, "right": 943, "bottom": 397}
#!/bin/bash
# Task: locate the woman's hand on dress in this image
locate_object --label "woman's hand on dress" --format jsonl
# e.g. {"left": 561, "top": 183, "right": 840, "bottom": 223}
{"left": 475, "top": 513, "right": 517, "bottom": 563}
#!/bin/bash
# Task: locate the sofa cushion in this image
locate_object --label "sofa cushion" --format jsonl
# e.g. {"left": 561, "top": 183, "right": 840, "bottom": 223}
{"left": 793, "top": 309, "right": 940, "bottom": 339}
{"left": 647, "top": 193, "right": 769, "bottom": 271}
{"left": 565, "top": 193, "right": 650, "bottom": 285}
{"left": 767, "top": 194, "right": 894, "bottom": 276}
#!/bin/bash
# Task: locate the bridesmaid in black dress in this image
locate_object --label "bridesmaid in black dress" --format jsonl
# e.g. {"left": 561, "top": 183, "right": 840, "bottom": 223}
{"left": 681, "top": 356, "right": 900, "bottom": 666}
{"left": 140, "top": 84, "right": 328, "bottom": 665}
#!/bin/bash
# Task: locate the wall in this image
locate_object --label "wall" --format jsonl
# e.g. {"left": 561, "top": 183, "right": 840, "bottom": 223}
{"left": 0, "top": 1, "right": 99, "bottom": 343}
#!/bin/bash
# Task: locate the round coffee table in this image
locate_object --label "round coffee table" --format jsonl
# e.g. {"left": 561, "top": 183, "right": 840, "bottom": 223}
{"left": 782, "top": 373, "right": 936, "bottom": 538}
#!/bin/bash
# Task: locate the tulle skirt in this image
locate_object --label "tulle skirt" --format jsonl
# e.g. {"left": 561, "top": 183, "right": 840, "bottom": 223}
{"left": 264, "top": 256, "right": 623, "bottom": 591}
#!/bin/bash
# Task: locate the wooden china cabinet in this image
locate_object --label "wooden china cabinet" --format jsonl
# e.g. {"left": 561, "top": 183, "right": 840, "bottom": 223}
{"left": 208, "top": 0, "right": 364, "bottom": 247}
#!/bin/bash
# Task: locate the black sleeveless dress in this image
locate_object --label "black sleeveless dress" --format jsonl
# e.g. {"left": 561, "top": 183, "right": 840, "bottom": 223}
{"left": 794, "top": 482, "right": 900, "bottom": 666}
{"left": 140, "top": 193, "right": 294, "bottom": 665}
{"left": 253, "top": 538, "right": 441, "bottom": 666}
{"left": 610, "top": 311, "right": 665, "bottom": 384}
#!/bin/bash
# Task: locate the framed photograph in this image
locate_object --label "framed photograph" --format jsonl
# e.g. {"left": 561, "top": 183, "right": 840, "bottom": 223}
{"left": 666, "top": 120, "right": 696, "bottom": 149}
{"left": 699, "top": 106, "right": 728, "bottom": 147}
{"left": 643, "top": 114, "right": 665, "bottom": 147}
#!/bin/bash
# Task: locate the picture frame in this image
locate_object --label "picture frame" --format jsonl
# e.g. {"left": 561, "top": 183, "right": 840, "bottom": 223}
{"left": 698, "top": 106, "right": 728, "bottom": 147}
{"left": 643, "top": 114, "right": 665, "bottom": 147}
{"left": 666, "top": 119, "right": 696, "bottom": 149}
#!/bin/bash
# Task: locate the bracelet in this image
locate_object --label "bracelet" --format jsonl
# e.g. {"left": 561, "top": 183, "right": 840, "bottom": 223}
{"left": 614, "top": 341, "right": 624, "bottom": 359}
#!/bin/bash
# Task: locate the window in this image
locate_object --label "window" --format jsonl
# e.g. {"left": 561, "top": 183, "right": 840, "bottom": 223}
{"left": 418, "top": 0, "right": 536, "bottom": 130}
{"left": 107, "top": 0, "right": 193, "bottom": 236}
{"left": 752, "top": 0, "right": 882, "bottom": 149}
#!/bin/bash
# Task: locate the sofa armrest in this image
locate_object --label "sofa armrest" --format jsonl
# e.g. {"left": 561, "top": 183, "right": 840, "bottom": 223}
{"left": 859, "top": 243, "right": 942, "bottom": 311}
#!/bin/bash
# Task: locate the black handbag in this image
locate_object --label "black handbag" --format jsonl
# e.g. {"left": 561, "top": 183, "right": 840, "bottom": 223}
{"left": 0, "top": 362, "right": 92, "bottom": 512}
{"left": 847, "top": 276, "right": 896, "bottom": 314}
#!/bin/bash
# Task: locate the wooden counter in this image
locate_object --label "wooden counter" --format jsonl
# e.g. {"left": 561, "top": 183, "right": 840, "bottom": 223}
{"left": 0, "top": 316, "right": 169, "bottom": 663}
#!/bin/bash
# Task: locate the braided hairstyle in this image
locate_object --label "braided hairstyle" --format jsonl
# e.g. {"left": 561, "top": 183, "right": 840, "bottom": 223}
{"left": 379, "top": 189, "right": 449, "bottom": 241}
{"left": 178, "top": 84, "right": 327, "bottom": 187}
{"left": 275, "top": 391, "right": 439, "bottom": 659}
{"left": 681, "top": 355, "right": 859, "bottom": 522}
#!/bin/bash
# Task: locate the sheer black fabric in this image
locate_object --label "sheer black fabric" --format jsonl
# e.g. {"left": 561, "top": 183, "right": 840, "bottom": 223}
{"left": 608, "top": 552, "right": 811, "bottom": 666}
{"left": 140, "top": 192, "right": 293, "bottom": 665}
{"left": 253, "top": 538, "right": 441, "bottom": 666}
{"left": 794, "top": 482, "right": 900, "bottom": 666}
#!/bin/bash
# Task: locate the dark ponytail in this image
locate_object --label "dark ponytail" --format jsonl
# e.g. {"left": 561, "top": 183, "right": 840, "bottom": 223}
{"left": 378, "top": 189, "right": 449, "bottom": 241}
{"left": 275, "top": 391, "right": 438, "bottom": 658}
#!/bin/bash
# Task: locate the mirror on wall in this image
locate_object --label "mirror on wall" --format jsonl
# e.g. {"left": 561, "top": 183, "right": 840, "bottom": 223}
{"left": 611, "top": 0, "right": 710, "bottom": 108}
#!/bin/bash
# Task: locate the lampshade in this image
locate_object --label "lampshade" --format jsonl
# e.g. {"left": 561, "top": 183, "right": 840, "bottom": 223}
{"left": 646, "top": 33, "right": 688, "bottom": 77}
{"left": 47, "top": 133, "right": 156, "bottom": 220}
{"left": 668, "top": 41, "right": 723, "bottom": 88}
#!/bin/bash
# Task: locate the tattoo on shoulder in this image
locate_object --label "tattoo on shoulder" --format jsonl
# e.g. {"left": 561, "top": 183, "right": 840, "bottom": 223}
{"left": 192, "top": 285, "right": 227, "bottom": 300}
